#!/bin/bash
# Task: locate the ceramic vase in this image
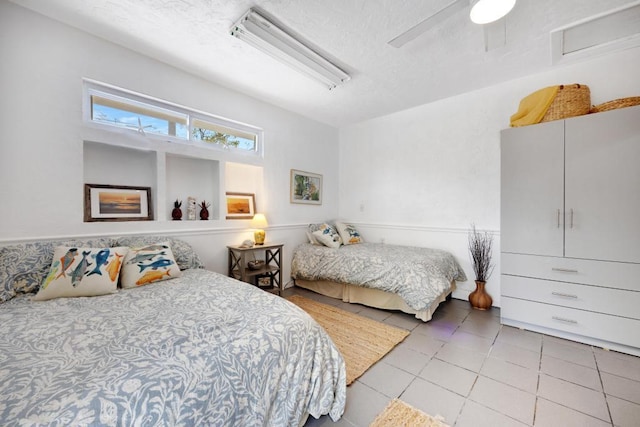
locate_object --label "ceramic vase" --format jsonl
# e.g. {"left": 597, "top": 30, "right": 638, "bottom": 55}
{"left": 469, "top": 280, "right": 492, "bottom": 310}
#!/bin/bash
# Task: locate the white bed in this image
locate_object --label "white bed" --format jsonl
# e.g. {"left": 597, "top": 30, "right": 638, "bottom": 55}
{"left": 291, "top": 241, "right": 466, "bottom": 321}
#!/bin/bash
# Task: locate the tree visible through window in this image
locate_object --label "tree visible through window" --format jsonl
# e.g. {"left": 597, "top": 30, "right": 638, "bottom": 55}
{"left": 86, "top": 82, "right": 261, "bottom": 154}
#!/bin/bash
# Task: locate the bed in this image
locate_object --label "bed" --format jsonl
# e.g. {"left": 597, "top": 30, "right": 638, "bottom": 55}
{"left": 292, "top": 225, "right": 467, "bottom": 321}
{"left": 0, "top": 236, "right": 346, "bottom": 426}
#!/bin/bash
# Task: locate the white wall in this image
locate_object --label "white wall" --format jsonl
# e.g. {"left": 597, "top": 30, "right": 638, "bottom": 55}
{"left": 339, "top": 47, "right": 640, "bottom": 306}
{"left": 0, "top": 1, "right": 340, "bottom": 281}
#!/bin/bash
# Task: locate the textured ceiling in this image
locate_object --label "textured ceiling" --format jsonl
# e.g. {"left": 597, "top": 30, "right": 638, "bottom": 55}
{"left": 9, "top": 0, "right": 634, "bottom": 127}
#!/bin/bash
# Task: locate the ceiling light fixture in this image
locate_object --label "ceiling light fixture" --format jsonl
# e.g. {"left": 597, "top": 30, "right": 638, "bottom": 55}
{"left": 230, "top": 8, "right": 350, "bottom": 90}
{"left": 470, "top": 0, "right": 516, "bottom": 25}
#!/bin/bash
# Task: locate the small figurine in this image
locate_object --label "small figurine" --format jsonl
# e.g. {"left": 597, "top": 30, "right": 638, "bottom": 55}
{"left": 187, "top": 197, "right": 196, "bottom": 220}
{"left": 171, "top": 199, "right": 182, "bottom": 221}
{"left": 199, "top": 200, "right": 211, "bottom": 220}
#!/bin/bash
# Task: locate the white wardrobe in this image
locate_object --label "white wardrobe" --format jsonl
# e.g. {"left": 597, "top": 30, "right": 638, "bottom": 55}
{"left": 500, "top": 105, "right": 640, "bottom": 356}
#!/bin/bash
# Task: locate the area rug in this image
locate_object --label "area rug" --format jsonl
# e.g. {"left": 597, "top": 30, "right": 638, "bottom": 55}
{"left": 370, "top": 399, "right": 450, "bottom": 427}
{"left": 287, "top": 295, "right": 409, "bottom": 385}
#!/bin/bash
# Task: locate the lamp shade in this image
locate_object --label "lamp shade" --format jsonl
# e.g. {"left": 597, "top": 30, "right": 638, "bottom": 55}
{"left": 470, "top": 0, "right": 516, "bottom": 24}
{"left": 251, "top": 213, "right": 268, "bottom": 229}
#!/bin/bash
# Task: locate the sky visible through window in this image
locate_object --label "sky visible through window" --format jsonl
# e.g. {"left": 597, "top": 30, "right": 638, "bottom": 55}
{"left": 92, "top": 104, "right": 255, "bottom": 150}
{"left": 92, "top": 104, "right": 188, "bottom": 138}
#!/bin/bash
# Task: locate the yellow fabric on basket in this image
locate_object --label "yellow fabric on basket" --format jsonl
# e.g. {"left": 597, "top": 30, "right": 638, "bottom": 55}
{"left": 510, "top": 85, "right": 559, "bottom": 127}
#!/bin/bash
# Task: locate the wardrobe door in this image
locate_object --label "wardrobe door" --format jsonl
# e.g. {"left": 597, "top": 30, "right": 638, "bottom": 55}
{"left": 565, "top": 106, "right": 640, "bottom": 264}
{"left": 501, "top": 120, "right": 565, "bottom": 257}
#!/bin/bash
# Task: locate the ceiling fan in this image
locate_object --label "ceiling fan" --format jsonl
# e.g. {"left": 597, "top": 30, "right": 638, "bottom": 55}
{"left": 388, "top": 0, "right": 517, "bottom": 50}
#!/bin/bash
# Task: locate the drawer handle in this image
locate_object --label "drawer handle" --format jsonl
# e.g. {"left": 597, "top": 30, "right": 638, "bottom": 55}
{"left": 552, "top": 267, "right": 579, "bottom": 273}
{"left": 552, "top": 316, "right": 578, "bottom": 324}
{"left": 552, "top": 291, "right": 578, "bottom": 299}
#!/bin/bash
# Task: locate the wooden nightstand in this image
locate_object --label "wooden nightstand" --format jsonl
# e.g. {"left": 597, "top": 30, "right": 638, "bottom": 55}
{"left": 227, "top": 243, "right": 283, "bottom": 295}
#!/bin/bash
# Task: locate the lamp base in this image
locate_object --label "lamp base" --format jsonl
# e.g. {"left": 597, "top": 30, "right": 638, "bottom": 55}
{"left": 254, "top": 230, "right": 265, "bottom": 245}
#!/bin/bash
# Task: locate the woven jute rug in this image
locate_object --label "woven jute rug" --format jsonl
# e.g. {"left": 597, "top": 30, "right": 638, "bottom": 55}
{"left": 287, "top": 295, "right": 409, "bottom": 385}
{"left": 370, "top": 399, "right": 450, "bottom": 427}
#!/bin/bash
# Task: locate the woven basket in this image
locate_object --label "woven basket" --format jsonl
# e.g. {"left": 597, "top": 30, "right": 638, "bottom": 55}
{"left": 590, "top": 96, "right": 640, "bottom": 113}
{"left": 541, "top": 84, "right": 591, "bottom": 123}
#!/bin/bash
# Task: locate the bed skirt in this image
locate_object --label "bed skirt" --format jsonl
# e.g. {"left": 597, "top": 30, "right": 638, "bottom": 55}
{"left": 294, "top": 279, "right": 456, "bottom": 322}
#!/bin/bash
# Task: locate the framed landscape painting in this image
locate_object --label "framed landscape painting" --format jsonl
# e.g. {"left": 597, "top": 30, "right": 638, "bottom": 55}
{"left": 226, "top": 192, "right": 256, "bottom": 219}
{"left": 290, "top": 169, "right": 322, "bottom": 205}
{"left": 84, "top": 184, "right": 153, "bottom": 222}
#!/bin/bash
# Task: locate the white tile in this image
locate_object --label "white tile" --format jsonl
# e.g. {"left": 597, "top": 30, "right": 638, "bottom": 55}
{"left": 449, "top": 330, "right": 494, "bottom": 353}
{"left": 383, "top": 344, "right": 430, "bottom": 375}
{"left": 490, "top": 341, "right": 541, "bottom": 370}
{"left": 456, "top": 400, "right": 529, "bottom": 427}
{"left": 335, "top": 301, "right": 364, "bottom": 314}
{"left": 595, "top": 349, "right": 640, "bottom": 383}
{"left": 540, "top": 354, "right": 602, "bottom": 391}
{"left": 495, "top": 326, "right": 543, "bottom": 353}
{"left": 534, "top": 398, "right": 612, "bottom": 427}
{"left": 356, "top": 305, "right": 392, "bottom": 322}
{"left": 601, "top": 372, "right": 640, "bottom": 404}
{"left": 435, "top": 342, "right": 487, "bottom": 372}
{"left": 418, "top": 358, "right": 478, "bottom": 397}
{"left": 607, "top": 394, "right": 640, "bottom": 427}
{"left": 383, "top": 312, "right": 421, "bottom": 331}
{"left": 304, "top": 414, "right": 356, "bottom": 427}
{"left": 400, "top": 377, "right": 465, "bottom": 426}
{"left": 341, "top": 382, "right": 390, "bottom": 427}
{"left": 412, "top": 321, "right": 456, "bottom": 341}
{"left": 480, "top": 356, "right": 538, "bottom": 394}
{"left": 542, "top": 337, "right": 597, "bottom": 369}
{"left": 468, "top": 376, "right": 536, "bottom": 425}
{"left": 398, "top": 332, "right": 444, "bottom": 357}
{"left": 537, "top": 374, "right": 609, "bottom": 422}
{"left": 458, "top": 318, "right": 501, "bottom": 340}
{"left": 358, "top": 361, "right": 415, "bottom": 398}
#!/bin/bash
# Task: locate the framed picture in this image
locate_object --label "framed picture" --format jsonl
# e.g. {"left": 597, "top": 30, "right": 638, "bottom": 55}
{"left": 84, "top": 184, "right": 153, "bottom": 222}
{"left": 226, "top": 192, "right": 256, "bottom": 219}
{"left": 290, "top": 169, "right": 322, "bottom": 205}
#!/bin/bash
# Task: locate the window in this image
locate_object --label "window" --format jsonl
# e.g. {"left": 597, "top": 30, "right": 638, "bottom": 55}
{"left": 85, "top": 80, "right": 261, "bottom": 154}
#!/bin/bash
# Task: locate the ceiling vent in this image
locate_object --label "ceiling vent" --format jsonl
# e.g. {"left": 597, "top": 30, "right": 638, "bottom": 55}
{"left": 551, "top": 1, "right": 640, "bottom": 65}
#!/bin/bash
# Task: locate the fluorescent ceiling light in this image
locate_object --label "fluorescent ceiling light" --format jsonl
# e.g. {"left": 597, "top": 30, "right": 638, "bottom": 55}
{"left": 470, "top": 0, "right": 516, "bottom": 25}
{"left": 230, "top": 9, "right": 350, "bottom": 90}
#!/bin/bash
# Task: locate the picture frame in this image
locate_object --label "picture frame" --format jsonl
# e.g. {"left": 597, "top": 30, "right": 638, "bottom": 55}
{"left": 290, "top": 169, "right": 322, "bottom": 205}
{"left": 84, "top": 184, "right": 153, "bottom": 222}
{"left": 225, "top": 192, "right": 256, "bottom": 219}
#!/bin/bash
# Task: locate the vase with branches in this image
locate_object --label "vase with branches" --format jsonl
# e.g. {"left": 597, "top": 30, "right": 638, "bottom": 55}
{"left": 468, "top": 224, "right": 494, "bottom": 310}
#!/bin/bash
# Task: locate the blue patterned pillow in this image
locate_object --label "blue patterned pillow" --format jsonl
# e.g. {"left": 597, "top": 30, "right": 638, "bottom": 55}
{"left": 0, "top": 238, "right": 114, "bottom": 303}
{"left": 113, "top": 236, "right": 204, "bottom": 270}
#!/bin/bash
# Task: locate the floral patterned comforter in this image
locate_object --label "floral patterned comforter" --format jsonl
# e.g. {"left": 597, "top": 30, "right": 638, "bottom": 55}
{"left": 0, "top": 269, "right": 346, "bottom": 426}
{"left": 292, "top": 243, "right": 467, "bottom": 311}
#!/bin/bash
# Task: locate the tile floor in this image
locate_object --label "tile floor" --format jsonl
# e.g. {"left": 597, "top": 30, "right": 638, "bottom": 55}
{"left": 287, "top": 287, "right": 640, "bottom": 427}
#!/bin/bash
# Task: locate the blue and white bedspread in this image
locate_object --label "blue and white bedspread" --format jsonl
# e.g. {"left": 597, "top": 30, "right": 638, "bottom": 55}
{"left": 0, "top": 269, "right": 346, "bottom": 426}
{"left": 292, "top": 243, "right": 467, "bottom": 311}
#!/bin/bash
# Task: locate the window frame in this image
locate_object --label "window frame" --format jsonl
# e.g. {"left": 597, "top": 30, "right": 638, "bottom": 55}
{"left": 83, "top": 80, "right": 263, "bottom": 157}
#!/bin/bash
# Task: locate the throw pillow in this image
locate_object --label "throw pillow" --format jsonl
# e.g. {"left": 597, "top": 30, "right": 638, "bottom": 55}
{"left": 312, "top": 224, "right": 343, "bottom": 248}
{"left": 335, "top": 222, "right": 364, "bottom": 245}
{"left": 120, "top": 243, "right": 182, "bottom": 288}
{"left": 34, "top": 246, "right": 128, "bottom": 301}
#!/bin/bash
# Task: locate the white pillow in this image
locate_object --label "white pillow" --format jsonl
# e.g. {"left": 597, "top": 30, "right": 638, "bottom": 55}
{"left": 34, "top": 246, "right": 128, "bottom": 301}
{"left": 335, "top": 222, "right": 364, "bottom": 245}
{"left": 312, "top": 227, "right": 342, "bottom": 248}
{"left": 120, "top": 242, "right": 182, "bottom": 288}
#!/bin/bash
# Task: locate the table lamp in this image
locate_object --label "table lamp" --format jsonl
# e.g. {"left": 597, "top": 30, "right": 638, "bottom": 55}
{"left": 251, "top": 213, "right": 268, "bottom": 245}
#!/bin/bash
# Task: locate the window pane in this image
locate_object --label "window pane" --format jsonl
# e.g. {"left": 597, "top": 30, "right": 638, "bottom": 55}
{"left": 91, "top": 95, "right": 188, "bottom": 138}
{"left": 192, "top": 118, "right": 257, "bottom": 151}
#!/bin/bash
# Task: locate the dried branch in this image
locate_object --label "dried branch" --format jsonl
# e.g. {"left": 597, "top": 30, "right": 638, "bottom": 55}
{"left": 468, "top": 224, "right": 494, "bottom": 282}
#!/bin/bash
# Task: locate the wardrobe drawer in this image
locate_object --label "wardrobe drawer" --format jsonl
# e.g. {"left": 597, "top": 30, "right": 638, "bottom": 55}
{"left": 501, "top": 253, "right": 640, "bottom": 292}
{"left": 501, "top": 297, "right": 640, "bottom": 349}
{"left": 501, "top": 275, "right": 640, "bottom": 320}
